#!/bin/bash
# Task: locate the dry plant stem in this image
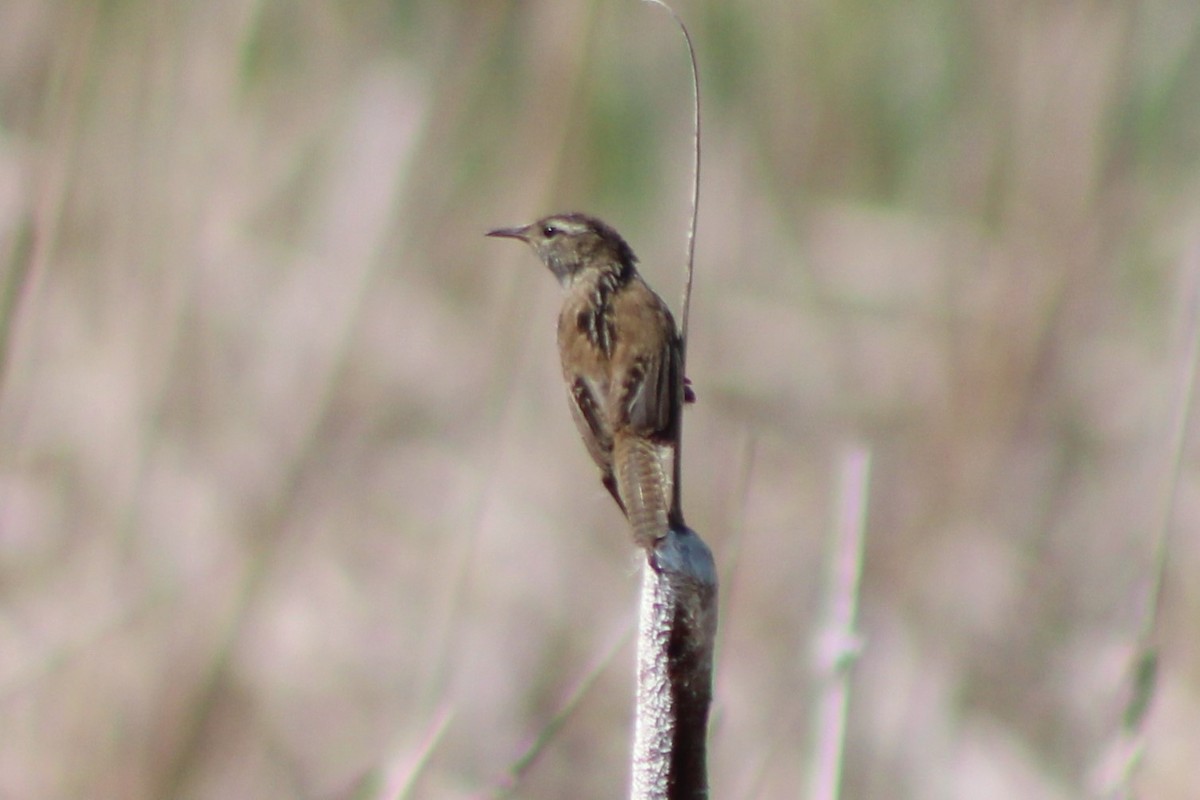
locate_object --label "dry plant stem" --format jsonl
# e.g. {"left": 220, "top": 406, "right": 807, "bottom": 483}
{"left": 640, "top": 0, "right": 700, "bottom": 360}
{"left": 806, "top": 445, "right": 872, "bottom": 800}
{"left": 630, "top": 3, "right": 715, "bottom": 797}
{"left": 638, "top": 0, "right": 700, "bottom": 515}
{"left": 378, "top": 705, "right": 454, "bottom": 800}
{"left": 1094, "top": 244, "right": 1200, "bottom": 799}
{"left": 1141, "top": 245, "right": 1200, "bottom": 671}
{"left": 633, "top": 527, "right": 718, "bottom": 800}
{"left": 494, "top": 627, "right": 634, "bottom": 798}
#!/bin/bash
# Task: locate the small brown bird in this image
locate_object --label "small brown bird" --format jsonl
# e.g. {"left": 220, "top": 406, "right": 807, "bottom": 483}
{"left": 487, "top": 213, "right": 689, "bottom": 551}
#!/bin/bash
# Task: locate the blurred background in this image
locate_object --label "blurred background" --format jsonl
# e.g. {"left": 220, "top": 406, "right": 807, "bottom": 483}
{"left": 2, "top": 1, "right": 1199, "bottom": 797}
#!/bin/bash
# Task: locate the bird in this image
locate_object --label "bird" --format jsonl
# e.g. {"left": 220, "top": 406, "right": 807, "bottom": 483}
{"left": 487, "top": 212, "right": 691, "bottom": 552}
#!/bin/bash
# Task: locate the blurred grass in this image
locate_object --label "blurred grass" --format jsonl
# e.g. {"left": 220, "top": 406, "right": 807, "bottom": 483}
{"left": 2, "top": 0, "right": 1200, "bottom": 798}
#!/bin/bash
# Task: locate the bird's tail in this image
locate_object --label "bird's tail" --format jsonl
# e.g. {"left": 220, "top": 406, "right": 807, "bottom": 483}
{"left": 613, "top": 433, "right": 677, "bottom": 551}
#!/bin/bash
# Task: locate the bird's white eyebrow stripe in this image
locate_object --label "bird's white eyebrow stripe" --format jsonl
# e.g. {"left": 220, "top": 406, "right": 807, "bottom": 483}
{"left": 546, "top": 218, "right": 590, "bottom": 235}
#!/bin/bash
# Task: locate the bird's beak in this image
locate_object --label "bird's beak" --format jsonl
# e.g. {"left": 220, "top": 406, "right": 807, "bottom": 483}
{"left": 486, "top": 224, "right": 531, "bottom": 242}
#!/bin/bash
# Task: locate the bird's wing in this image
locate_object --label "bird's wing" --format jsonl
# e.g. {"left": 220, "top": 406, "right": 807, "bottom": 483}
{"left": 620, "top": 332, "right": 679, "bottom": 439}
{"left": 568, "top": 375, "right": 614, "bottom": 470}
{"left": 567, "top": 374, "right": 626, "bottom": 510}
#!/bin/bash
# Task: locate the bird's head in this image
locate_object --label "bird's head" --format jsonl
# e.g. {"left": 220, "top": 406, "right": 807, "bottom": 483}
{"left": 487, "top": 212, "right": 636, "bottom": 286}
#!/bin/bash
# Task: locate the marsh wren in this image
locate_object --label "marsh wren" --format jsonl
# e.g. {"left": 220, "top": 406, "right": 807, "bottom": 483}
{"left": 487, "top": 213, "right": 690, "bottom": 552}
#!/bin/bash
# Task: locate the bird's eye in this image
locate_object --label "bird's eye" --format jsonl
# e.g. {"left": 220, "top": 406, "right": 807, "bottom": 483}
{"left": 542, "top": 225, "right": 559, "bottom": 239}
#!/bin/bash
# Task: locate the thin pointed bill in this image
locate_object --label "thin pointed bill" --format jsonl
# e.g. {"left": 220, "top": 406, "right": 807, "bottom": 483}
{"left": 485, "top": 224, "right": 532, "bottom": 241}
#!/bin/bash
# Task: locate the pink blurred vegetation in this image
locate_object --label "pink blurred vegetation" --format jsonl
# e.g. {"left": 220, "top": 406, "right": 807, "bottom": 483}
{"left": 1, "top": 1, "right": 1199, "bottom": 797}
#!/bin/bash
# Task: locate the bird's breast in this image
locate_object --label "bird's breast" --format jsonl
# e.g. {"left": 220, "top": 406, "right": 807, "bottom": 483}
{"left": 559, "top": 286, "right": 617, "bottom": 362}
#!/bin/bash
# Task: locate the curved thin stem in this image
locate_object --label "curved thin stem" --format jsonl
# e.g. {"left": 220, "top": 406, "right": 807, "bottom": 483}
{"left": 640, "top": 0, "right": 700, "bottom": 370}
